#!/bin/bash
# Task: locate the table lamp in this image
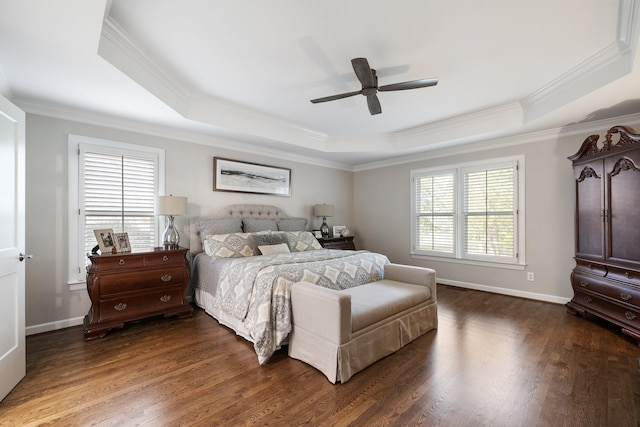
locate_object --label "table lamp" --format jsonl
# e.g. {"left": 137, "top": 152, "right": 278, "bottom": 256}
{"left": 314, "top": 203, "right": 334, "bottom": 238}
{"left": 155, "top": 195, "right": 188, "bottom": 247}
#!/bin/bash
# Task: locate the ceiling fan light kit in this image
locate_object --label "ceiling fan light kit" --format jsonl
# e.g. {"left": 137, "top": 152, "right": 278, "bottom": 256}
{"left": 310, "top": 57, "right": 438, "bottom": 115}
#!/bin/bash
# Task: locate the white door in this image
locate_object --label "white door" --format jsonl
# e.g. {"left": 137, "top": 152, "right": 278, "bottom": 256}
{"left": 0, "top": 95, "right": 26, "bottom": 401}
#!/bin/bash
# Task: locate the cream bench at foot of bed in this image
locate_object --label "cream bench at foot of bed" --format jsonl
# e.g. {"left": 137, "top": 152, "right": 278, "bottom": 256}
{"left": 288, "top": 263, "right": 438, "bottom": 383}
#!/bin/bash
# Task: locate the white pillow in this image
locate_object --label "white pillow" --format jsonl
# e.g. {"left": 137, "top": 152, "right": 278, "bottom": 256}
{"left": 258, "top": 243, "right": 291, "bottom": 255}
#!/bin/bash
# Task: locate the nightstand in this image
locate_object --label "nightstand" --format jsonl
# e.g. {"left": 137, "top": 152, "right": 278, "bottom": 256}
{"left": 318, "top": 236, "right": 356, "bottom": 250}
{"left": 83, "top": 246, "right": 193, "bottom": 340}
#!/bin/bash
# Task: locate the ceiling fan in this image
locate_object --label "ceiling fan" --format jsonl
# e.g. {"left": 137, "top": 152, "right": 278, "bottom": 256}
{"left": 310, "top": 57, "right": 438, "bottom": 115}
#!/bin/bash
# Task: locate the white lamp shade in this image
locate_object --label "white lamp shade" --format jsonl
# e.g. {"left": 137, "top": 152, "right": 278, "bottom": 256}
{"left": 155, "top": 195, "right": 188, "bottom": 216}
{"left": 314, "top": 204, "right": 334, "bottom": 217}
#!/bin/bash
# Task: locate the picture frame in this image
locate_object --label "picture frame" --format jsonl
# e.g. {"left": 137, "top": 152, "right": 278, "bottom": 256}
{"left": 333, "top": 226, "right": 349, "bottom": 237}
{"left": 214, "top": 157, "right": 291, "bottom": 196}
{"left": 94, "top": 229, "right": 116, "bottom": 254}
{"left": 115, "top": 232, "right": 131, "bottom": 253}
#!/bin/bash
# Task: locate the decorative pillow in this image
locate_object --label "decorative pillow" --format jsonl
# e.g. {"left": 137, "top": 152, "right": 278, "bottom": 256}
{"left": 276, "top": 218, "right": 308, "bottom": 231}
{"left": 242, "top": 218, "right": 278, "bottom": 233}
{"left": 203, "top": 233, "right": 254, "bottom": 258}
{"left": 258, "top": 243, "right": 291, "bottom": 255}
{"left": 285, "top": 231, "right": 323, "bottom": 252}
{"left": 247, "top": 232, "right": 289, "bottom": 254}
{"left": 197, "top": 218, "right": 243, "bottom": 243}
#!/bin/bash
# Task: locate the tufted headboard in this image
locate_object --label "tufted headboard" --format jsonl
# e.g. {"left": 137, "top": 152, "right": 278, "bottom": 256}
{"left": 189, "top": 204, "right": 303, "bottom": 255}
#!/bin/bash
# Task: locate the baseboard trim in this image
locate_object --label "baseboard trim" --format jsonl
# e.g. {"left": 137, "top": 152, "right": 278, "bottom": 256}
{"left": 437, "top": 278, "right": 572, "bottom": 305}
{"left": 25, "top": 282, "right": 570, "bottom": 336}
{"left": 26, "top": 316, "right": 84, "bottom": 336}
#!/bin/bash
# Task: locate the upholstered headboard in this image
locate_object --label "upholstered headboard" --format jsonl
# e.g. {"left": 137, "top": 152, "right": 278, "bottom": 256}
{"left": 189, "top": 204, "right": 305, "bottom": 255}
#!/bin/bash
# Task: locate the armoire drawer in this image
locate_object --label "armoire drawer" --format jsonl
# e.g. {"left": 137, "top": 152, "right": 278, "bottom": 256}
{"left": 572, "top": 272, "right": 640, "bottom": 306}
{"left": 573, "top": 290, "right": 640, "bottom": 329}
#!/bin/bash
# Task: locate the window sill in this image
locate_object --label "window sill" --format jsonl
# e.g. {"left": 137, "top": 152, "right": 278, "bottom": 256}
{"left": 410, "top": 253, "right": 526, "bottom": 271}
{"left": 68, "top": 281, "right": 86, "bottom": 292}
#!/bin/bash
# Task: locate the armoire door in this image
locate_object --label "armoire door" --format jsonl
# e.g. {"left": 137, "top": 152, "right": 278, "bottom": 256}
{"left": 574, "top": 160, "right": 605, "bottom": 260}
{"left": 606, "top": 150, "right": 640, "bottom": 266}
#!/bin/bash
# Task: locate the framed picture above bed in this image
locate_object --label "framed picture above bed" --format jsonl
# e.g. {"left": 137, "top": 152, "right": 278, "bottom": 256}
{"left": 214, "top": 157, "right": 291, "bottom": 196}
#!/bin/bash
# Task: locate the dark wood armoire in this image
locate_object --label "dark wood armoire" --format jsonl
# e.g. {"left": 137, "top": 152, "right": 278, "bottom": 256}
{"left": 567, "top": 125, "right": 640, "bottom": 345}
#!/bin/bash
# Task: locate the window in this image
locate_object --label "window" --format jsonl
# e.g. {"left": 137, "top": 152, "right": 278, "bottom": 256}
{"left": 411, "top": 156, "right": 524, "bottom": 266}
{"left": 68, "top": 135, "right": 165, "bottom": 285}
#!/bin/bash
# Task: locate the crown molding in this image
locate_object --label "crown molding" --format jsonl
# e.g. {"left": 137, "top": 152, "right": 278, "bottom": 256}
{"left": 99, "top": 16, "right": 329, "bottom": 151}
{"left": 521, "top": 0, "right": 639, "bottom": 122}
{"left": 353, "top": 112, "right": 640, "bottom": 172}
{"left": 15, "top": 97, "right": 352, "bottom": 171}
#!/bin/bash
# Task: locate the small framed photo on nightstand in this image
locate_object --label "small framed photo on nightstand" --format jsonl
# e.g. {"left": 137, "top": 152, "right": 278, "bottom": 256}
{"left": 115, "top": 232, "right": 131, "bottom": 253}
{"left": 333, "top": 226, "right": 349, "bottom": 237}
{"left": 94, "top": 229, "right": 116, "bottom": 254}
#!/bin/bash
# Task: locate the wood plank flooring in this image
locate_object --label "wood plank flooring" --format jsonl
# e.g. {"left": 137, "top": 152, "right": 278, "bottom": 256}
{"left": 1, "top": 285, "right": 639, "bottom": 426}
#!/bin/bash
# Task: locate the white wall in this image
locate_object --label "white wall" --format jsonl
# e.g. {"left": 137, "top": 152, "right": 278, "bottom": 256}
{"left": 353, "top": 119, "right": 640, "bottom": 303}
{"left": 24, "top": 114, "right": 353, "bottom": 333}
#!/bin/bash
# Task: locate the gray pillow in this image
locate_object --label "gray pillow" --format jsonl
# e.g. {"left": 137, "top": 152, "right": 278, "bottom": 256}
{"left": 197, "top": 218, "right": 243, "bottom": 243}
{"left": 276, "top": 218, "right": 308, "bottom": 231}
{"left": 247, "top": 232, "right": 290, "bottom": 254}
{"left": 243, "top": 218, "right": 278, "bottom": 233}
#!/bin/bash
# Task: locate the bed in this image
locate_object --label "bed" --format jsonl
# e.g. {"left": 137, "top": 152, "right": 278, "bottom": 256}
{"left": 189, "top": 204, "right": 389, "bottom": 364}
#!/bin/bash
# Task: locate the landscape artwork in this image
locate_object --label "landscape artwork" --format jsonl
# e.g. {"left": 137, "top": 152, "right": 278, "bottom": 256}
{"left": 214, "top": 157, "right": 291, "bottom": 196}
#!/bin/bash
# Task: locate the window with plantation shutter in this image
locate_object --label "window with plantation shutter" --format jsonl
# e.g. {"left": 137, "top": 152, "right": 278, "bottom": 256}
{"left": 68, "top": 135, "right": 165, "bottom": 285}
{"left": 411, "top": 156, "right": 524, "bottom": 266}
{"left": 413, "top": 170, "right": 455, "bottom": 254}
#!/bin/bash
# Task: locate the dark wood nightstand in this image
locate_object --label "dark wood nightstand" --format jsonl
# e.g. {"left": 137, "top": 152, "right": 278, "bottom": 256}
{"left": 318, "top": 236, "right": 355, "bottom": 250}
{"left": 83, "top": 247, "right": 193, "bottom": 340}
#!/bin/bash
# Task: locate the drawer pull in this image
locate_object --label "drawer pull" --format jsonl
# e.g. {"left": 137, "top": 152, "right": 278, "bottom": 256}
{"left": 620, "top": 292, "right": 632, "bottom": 301}
{"left": 624, "top": 271, "right": 631, "bottom": 278}
{"left": 160, "top": 295, "right": 171, "bottom": 303}
{"left": 161, "top": 274, "right": 172, "bottom": 282}
{"left": 580, "top": 281, "right": 588, "bottom": 287}
{"left": 163, "top": 255, "right": 169, "bottom": 261}
{"left": 119, "top": 259, "right": 125, "bottom": 265}
{"left": 114, "top": 303, "right": 127, "bottom": 311}
{"left": 583, "top": 295, "right": 593, "bottom": 303}
{"left": 625, "top": 311, "right": 637, "bottom": 321}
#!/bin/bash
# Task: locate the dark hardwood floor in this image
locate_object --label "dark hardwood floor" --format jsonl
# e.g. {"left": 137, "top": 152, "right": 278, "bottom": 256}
{"left": 1, "top": 285, "right": 639, "bottom": 426}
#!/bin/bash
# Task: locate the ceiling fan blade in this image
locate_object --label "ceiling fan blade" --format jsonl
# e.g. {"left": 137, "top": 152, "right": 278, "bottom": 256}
{"left": 367, "top": 94, "right": 382, "bottom": 115}
{"left": 310, "top": 90, "right": 362, "bottom": 103}
{"left": 351, "top": 57, "right": 375, "bottom": 88}
{"left": 378, "top": 77, "right": 439, "bottom": 92}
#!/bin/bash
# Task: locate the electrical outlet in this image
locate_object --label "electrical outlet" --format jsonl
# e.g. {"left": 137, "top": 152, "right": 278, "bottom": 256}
{"left": 527, "top": 272, "right": 535, "bottom": 281}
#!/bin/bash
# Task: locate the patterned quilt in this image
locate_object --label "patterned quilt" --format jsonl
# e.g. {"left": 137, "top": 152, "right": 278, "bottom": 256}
{"left": 212, "top": 250, "right": 389, "bottom": 364}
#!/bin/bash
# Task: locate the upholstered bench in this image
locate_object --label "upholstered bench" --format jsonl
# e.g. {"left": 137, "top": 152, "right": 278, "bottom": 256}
{"left": 288, "top": 263, "right": 437, "bottom": 383}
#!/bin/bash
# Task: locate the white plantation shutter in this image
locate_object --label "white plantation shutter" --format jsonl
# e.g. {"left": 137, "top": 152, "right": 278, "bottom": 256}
{"left": 414, "top": 171, "right": 455, "bottom": 254}
{"left": 81, "top": 150, "right": 156, "bottom": 256}
{"left": 463, "top": 165, "right": 516, "bottom": 261}
{"left": 412, "top": 158, "right": 521, "bottom": 265}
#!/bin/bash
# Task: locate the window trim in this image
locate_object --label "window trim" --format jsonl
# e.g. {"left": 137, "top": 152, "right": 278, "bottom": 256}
{"left": 410, "top": 155, "right": 526, "bottom": 268}
{"left": 68, "top": 134, "right": 165, "bottom": 287}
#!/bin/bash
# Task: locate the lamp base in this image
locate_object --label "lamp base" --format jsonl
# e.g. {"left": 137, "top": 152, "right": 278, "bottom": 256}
{"left": 162, "top": 215, "right": 180, "bottom": 248}
{"left": 320, "top": 217, "right": 329, "bottom": 238}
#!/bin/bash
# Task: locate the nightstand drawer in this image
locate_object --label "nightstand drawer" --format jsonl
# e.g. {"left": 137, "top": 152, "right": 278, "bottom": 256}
{"left": 99, "top": 267, "right": 186, "bottom": 296}
{"left": 99, "top": 286, "right": 184, "bottom": 322}
{"left": 96, "top": 255, "right": 145, "bottom": 271}
{"left": 144, "top": 251, "right": 185, "bottom": 266}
